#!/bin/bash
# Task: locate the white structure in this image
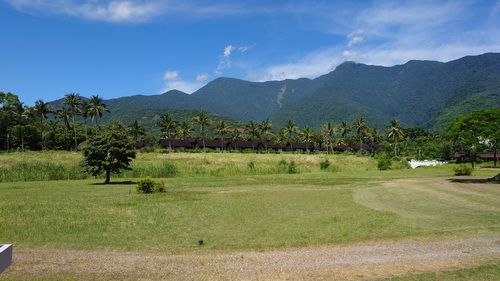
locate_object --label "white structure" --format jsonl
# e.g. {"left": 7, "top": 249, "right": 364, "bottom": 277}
{"left": 409, "top": 159, "right": 448, "bottom": 169}
{"left": 0, "top": 244, "right": 12, "bottom": 274}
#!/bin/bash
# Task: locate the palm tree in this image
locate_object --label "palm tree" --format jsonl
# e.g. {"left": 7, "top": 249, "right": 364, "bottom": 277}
{"left": 192, "top": 111, "right": 212, "bottom": 150}
{"left": 11, "top": 103, "right": 33, "bottom": 152}
{"left": 214, "top": 120, "right": 229, "bottom": 151}
{"left": 156, "top": 113, "right": 177, "bottom": 138}
{"left": 245, "top": 120, "right": 260, "bottom": 150}
{"left": 88, "top": 95, "right": 109, "bottom": 131}
{"left": 387, "top": 118, "right": 405, "bottom": 156}
{"left": 299, "top": 125, "right": 315, "bottom": 152}
{"left": 353, "top": 118, "right": 368, "bottom": 154}
{"left": 80, "top": 101, "right": 91, "bottom": 139}
{"left": 260, "top": 119, "right": 273, "bottom": 151}
{"left": 339, "top": 121, "right": 350, "bottom": 139}
{"left": 228, "top": 128, "right": 242, "bottom": 151}
{"left": 174, "top": 120, "right": 193, "bottom": 139}
{"left": 284, "top": 119, "right": 298, "bottom": 150}
{"left": 129, "top": 120, "right": 146, "bottom": 142}
{"left": 55, "top": 107, "right": 73, "bottom": 150}
{"left": 321, "top": 122, "right": 336, "bottom": 154}
{"left": 33, "top": 99, "right": 52, "bottom": 122}
{"left": 63, "top": 93, "right": 82, "bottom": 149}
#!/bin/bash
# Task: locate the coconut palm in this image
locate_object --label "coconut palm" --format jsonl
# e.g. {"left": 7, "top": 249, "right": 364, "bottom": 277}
{"left": 299, "top": 125, "right": 315, "bottom": 152}
{"left": 284, "top": 119, "right": 298, "bottom": 150}
{"left": 260, "top": 119, "right": 273, "bottom": 151}
{"left": 156, "top": 113, "right": 177, "bottom": 138}
{"left": 174, "top": 120, "right": 193, "bottom": 139}
{"left": 214, "top": 120, "right": 229, "bottom": 151}
{"left": 88, "top": 95, "right": 109, "bottom": 130}
{"left": 321, "top": 122, "right": 336, "bottom": 154}
{"left": 192, "top": 111, "right": 212, "bottom": 150}
{"left": 80, "top": 101, "right": 91, "bottom": 139}
{"left": 353, "top": 118, "right": 368, "bottom": 154}
{"left": 11, "top": 103, "right": 33, "bottom": 151}
{"left": 387, "top": 118, "right": 405, "bottom": 156}
{"left": 63, "top": 93, "right": 81, "bottom": 149}
{"left": 228, "top": 127, "right": 243, "bottom": 151}
{"left": 55, "top": 107, "right": 73, "bottom": 150}
{"left": 129, "top": 120, "right": 146, "bottom": 142}
{"left": 33, "top": 99, "right": 52, "bottom": 122}
{"left": 245, "top": 120, "right": 260, "bottom": 150}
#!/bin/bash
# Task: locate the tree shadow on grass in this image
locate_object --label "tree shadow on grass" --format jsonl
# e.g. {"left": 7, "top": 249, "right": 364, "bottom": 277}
{"left": 447, "top": 178, "right": 499, "bottom": 184}
{"left": 92, "top": 181, "right": 137, "bottom": 186}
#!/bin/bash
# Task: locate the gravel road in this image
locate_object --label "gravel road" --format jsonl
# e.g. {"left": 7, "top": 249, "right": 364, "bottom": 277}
{"left": 5, "top": 235, "right": 500, "bottom": 280}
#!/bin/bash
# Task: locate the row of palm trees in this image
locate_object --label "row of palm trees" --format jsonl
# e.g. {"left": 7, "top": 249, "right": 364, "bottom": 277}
{"left": 50, "top": 93, "right": 109, "bottom": 149}
{"left": 1, "top": 92, "right": 109, "bottom": 151}
{"left": 156, "top": 111, "right": 406, "bottom": 155}
{"left": 2, "top": 91, "right": 405, "bottom": 154}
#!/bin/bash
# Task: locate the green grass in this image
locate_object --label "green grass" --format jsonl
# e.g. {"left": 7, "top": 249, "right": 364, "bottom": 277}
{"left": 1, "top": 167, "right": 498, "bottom": 253}
{"left": 384, "top": 263, "right": 500, "bottom": 281}
{"left": 1, "top": 152, "right": 499, "bottom": 280}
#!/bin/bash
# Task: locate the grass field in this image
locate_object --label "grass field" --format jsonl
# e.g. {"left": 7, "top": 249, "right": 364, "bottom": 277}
{"left": 0, "top": 151, "right": 499, "bottom": 280}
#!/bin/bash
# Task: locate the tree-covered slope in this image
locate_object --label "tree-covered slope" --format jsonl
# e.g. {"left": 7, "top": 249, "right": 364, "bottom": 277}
{"left": 191, "top": 77, "right": 318, "bottom": 122}
{"left": 274, "top": 53, "right": 500, "bottom": 130}
{"left": 48, "top": 53, "right": 500, "bottom": 133}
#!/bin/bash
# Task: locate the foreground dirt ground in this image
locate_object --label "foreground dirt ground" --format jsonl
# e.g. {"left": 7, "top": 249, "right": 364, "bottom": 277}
{"left": 4, "top": 235, "right": 500, "bottom": 280}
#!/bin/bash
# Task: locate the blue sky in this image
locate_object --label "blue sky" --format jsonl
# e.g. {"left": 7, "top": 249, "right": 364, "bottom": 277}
{"left": 1, "top": 0, "right": 499, "bottom": 106}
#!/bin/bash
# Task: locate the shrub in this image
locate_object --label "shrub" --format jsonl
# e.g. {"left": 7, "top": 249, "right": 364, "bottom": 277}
{"left": 136, "top": 176, "right": 166, "bottom": 193}
{"left": 154, "top": 180, "right": 166, "bottom": 192}
{"left": 320, "top": 159, "right": 331, "bottom": 170}
{"left": 454, "top": 164, "right": 473, "bottom": 176}
{"left": 287, "top": 160, "right": 299, "bottom": 174}
{"left": 277, "top": 159, "right": 288, "bottom": 173}
{"left": 377, "top": 157, "right": 392, "bottom": 171}
{"left": 392, "top": 158, "right": 411, "bottom": 170}
{"left": 247, "top": 160, "right": 256, "bottom": 170}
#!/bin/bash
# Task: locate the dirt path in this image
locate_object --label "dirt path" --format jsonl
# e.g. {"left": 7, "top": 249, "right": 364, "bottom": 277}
{"left": 5, "top": 236, "right": 500, "bottom": 280}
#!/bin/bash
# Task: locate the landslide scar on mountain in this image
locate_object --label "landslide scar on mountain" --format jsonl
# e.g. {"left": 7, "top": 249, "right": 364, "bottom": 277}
{"left": 277, "top": 85, "right": 287, "bottom": 108}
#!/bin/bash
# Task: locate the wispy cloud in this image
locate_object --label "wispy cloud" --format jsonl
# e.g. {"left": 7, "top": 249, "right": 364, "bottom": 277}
{"left": 161, "top": 71, "right": 208, "bottom": 94}
{"left": 5, "top": 0, "right": 164, "bottom": 23}
{"left": 249, "top": 0, "right": 500, "bottom": 81}
{"left": 196, "top": 74, "right": 209, "bottom": 81}
{"left": 163, "top": 70, "right": 181, "bottom": 81}
{"left": 216, "top": 44, "right": 255, "bottom": 76}
{"left": 3, "top": 0, "right": 264, "bottom": 23}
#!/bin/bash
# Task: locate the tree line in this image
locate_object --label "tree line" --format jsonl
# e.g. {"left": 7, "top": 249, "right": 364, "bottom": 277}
{"left": 1, "top": 91, "right": 498, "bottom": 165}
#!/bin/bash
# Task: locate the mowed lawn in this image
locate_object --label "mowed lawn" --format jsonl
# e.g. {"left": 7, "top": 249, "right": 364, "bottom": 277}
{"left": 1, "top": 153, "right": 499, "bottom": 254}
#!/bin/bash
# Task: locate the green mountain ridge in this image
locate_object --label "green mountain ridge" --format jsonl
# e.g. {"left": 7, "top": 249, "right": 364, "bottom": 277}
{"left": 49, "top": 53, "right": 500, "bottom": 133}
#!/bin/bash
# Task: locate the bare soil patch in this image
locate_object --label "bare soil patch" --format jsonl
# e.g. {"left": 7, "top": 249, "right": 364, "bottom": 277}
{"left": 4, "top": 236, "right": 499, "bottom": 280}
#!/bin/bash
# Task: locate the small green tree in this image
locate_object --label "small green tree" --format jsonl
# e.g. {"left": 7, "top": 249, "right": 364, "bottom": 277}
{"left": 81, "top": 128, "right": 136, "bottom": 184}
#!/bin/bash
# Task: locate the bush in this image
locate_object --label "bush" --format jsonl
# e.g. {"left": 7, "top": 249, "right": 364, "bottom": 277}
{"left": 277, "top": 159, "right": 288, "bottom": 173}
{"left": 320, "top": 159, "right": 331, "bottom": 170}
{"left": 454, "top": 164, "right": 473, "bottom": 176}
{"left": 137, "top": 176, "right": 166, "bottom": 193}
{"left": 247, "top": 160, "right": 256, "bottom": 170}
{"left": 287, "top": 160, "right": 299, "bottom": 174}
{"left": 377, "top": 158, "right": 392, "bottom": 170}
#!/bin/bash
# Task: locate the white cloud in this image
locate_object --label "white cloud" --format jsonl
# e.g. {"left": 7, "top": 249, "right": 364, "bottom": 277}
{"left": 255, "top": 47, "right": 344, "bottom": 81}
{"left": 163, "top": 70, "right": 181, "bottom": 81}
{"left": 196, "top": 74, "right": 209, "bottom": 81}
{"left": 216, "top": 44, "right": 255, "bottom": 76}
{"left": 5, "top": 0, "right": 163, "bottom": 23}
{"left": 251, "top": 1, "right": 500, "bottom": 81}
{"left": 347, "top": 29, "right": 365, "bottom": 47}
{"left": 161, "top": 80, "right": 206, "bottom": 94}
{"left": 3, "top": 0, "right": 261, "bottom": 23}
{"left": 223, "top": 45, "right": 235, "bottom": 57}
{"left": 238, "top": 44, "right": 255, "bottom": 52}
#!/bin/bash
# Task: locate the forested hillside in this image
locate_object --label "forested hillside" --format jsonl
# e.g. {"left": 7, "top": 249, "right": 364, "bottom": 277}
{"left": 47, "top": 53, "right": 499, "bottom": 133}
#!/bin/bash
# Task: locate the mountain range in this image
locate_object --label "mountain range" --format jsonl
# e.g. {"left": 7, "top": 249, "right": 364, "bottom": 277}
{"left": 54, "top": 53, "right": 500, "bottom": 133}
